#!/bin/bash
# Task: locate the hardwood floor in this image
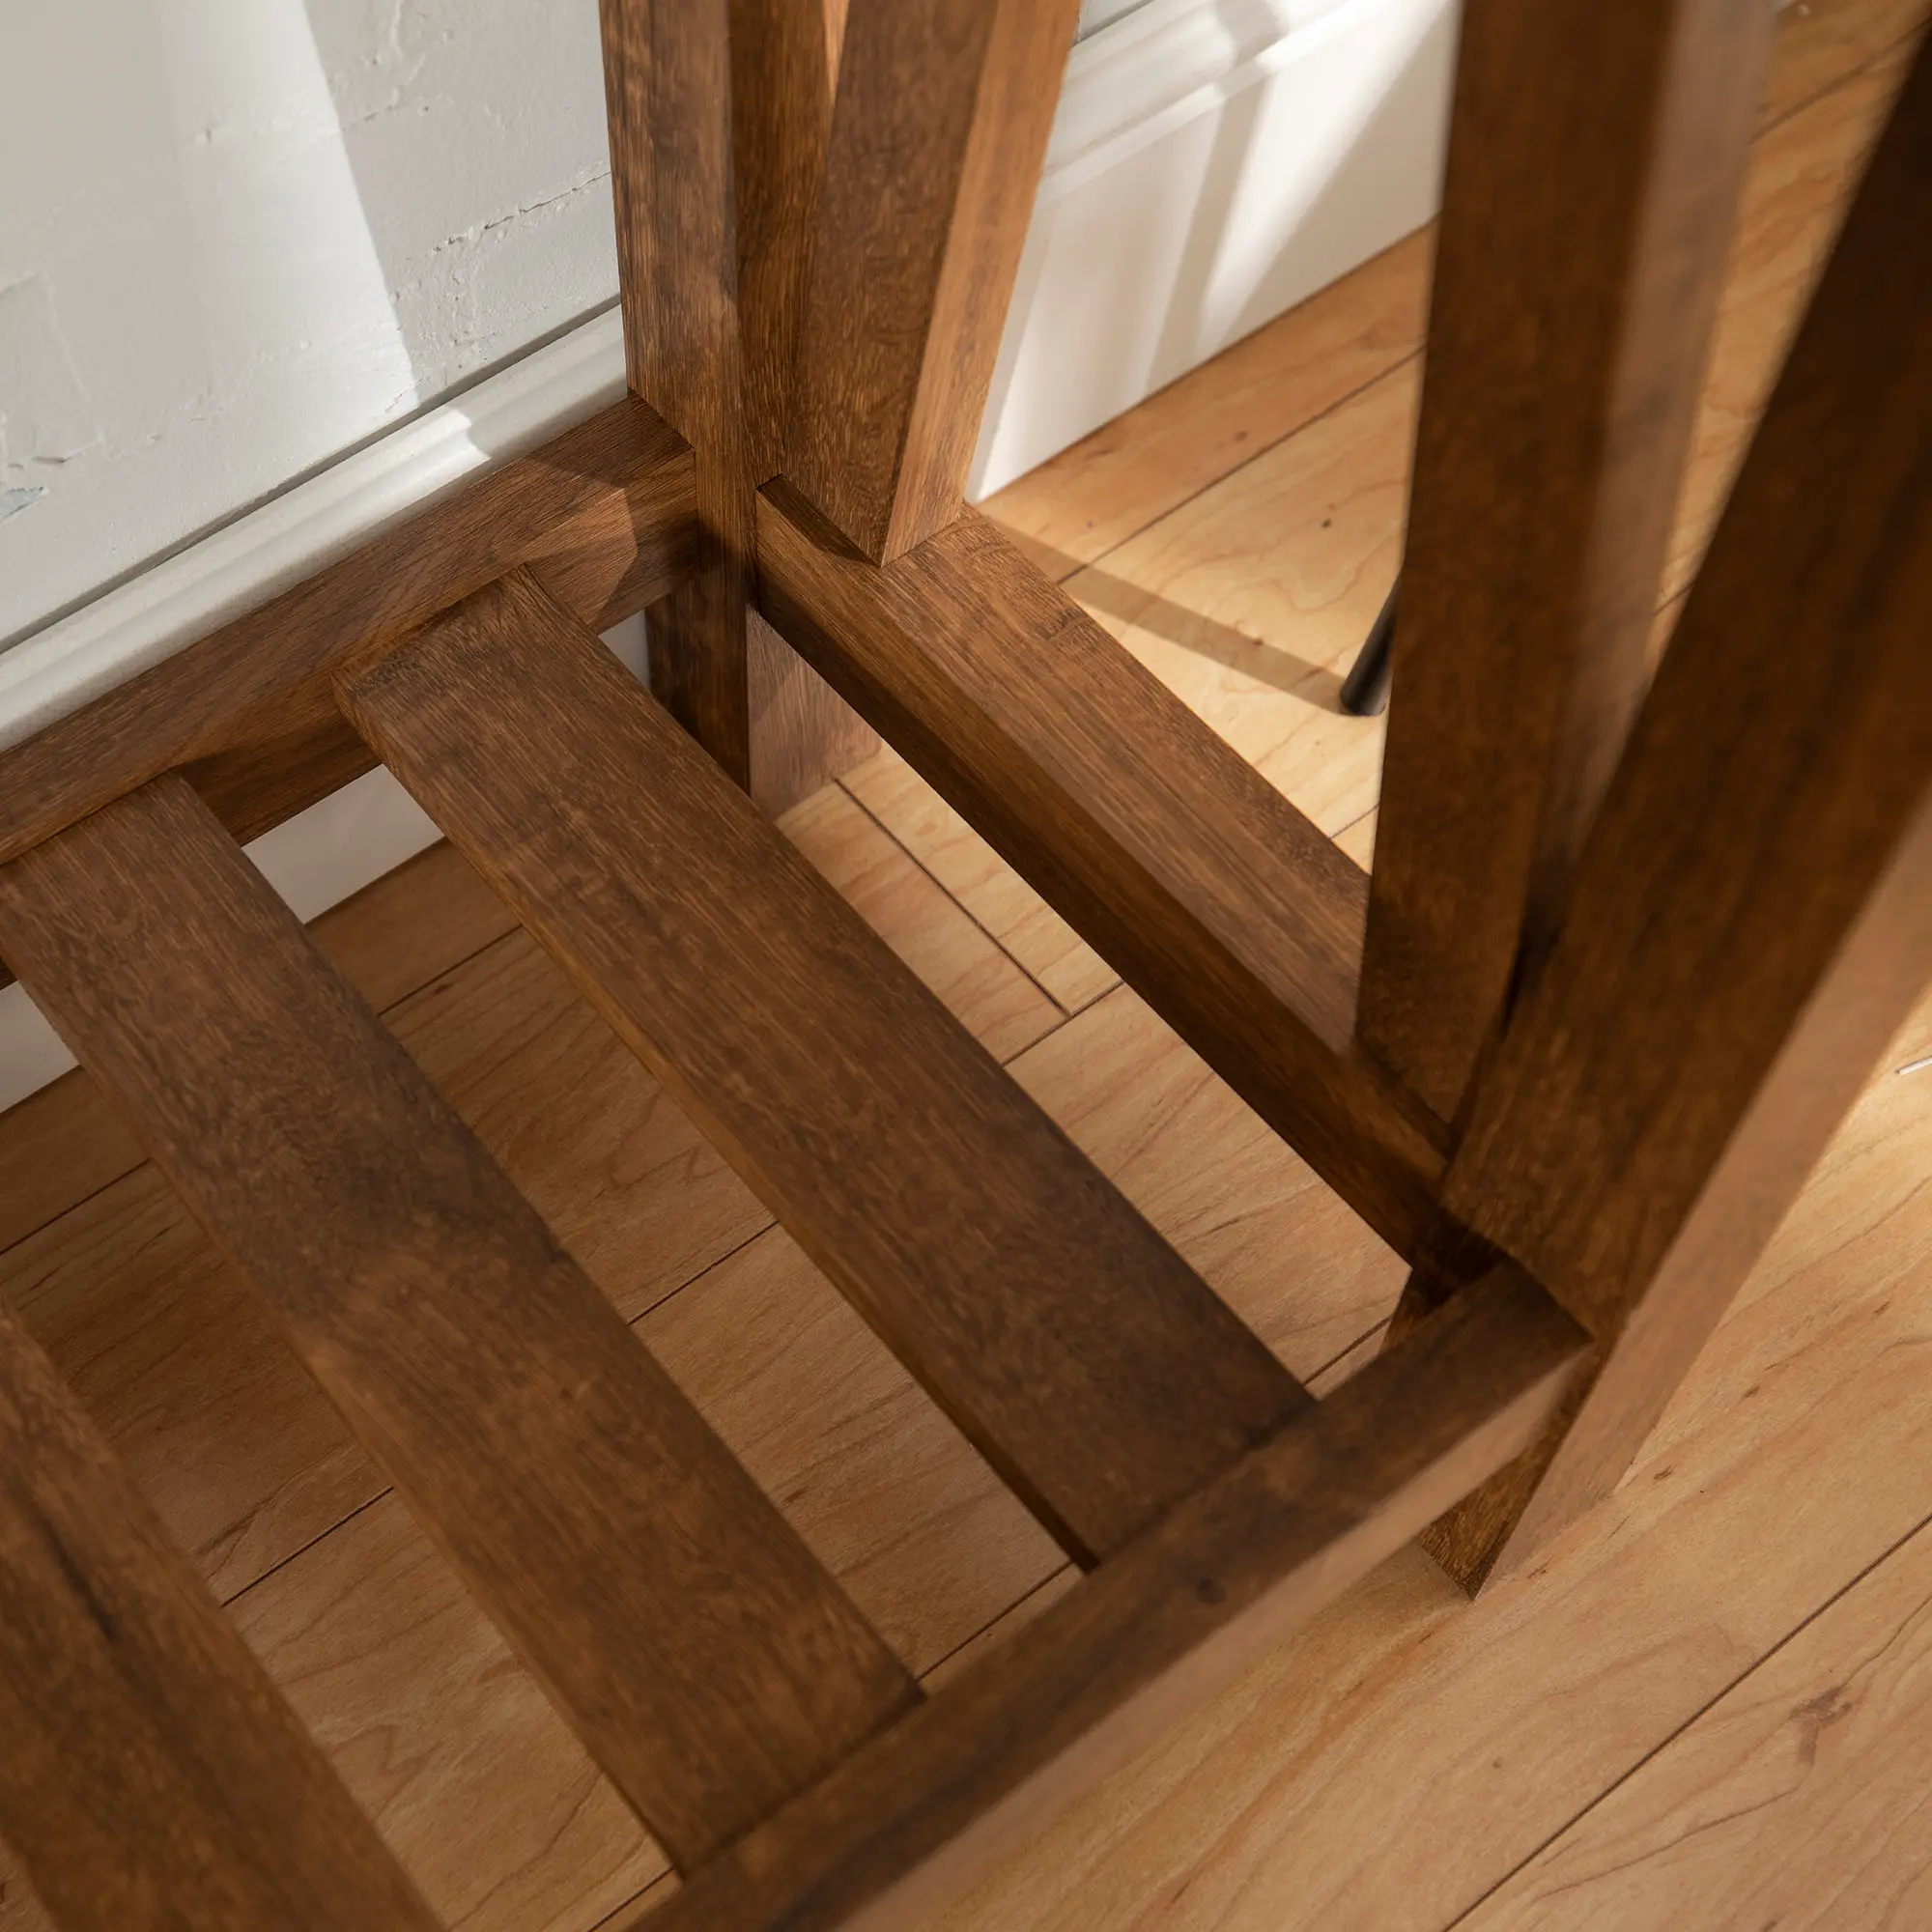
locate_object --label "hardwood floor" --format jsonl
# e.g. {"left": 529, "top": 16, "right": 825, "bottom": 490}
{"left": 0, "top": 0, "right": 1926, "bottom": 1923}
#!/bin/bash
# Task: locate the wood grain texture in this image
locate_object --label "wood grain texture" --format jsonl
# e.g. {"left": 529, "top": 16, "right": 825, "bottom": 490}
{"left": 745, "top": 611, "right": 880, "bottom": 817}
{"left": 0, "top": 7, "right": 1917, "bottom": 1923}
{"left": 982, "top": 230, "right": 1432, "bottom": 582}
{"left": 782, "top": 783, "right": 1063, "bottom": 1061}
{"left": 1408, "top": 35, "right": 1932, "bottom": 1588}
{"left": 602, "top": 0, "right": 755, "bottom": 780}
{"left": 1057, "top": 354, "right": 1414, "bottom": 840}
{"left": 0, "top": 396, "right": 695, "bottom": 876}
{"left": 0, "top": 838, "right": 519, "bottom": 1260}
{"left": 602, "top": 0, "right": 875, "bottom": 805}
{"left": 0, "top": 1296, "right": 439, "bottom": 1932}
{"left": 1664, "top": 27, "right": 1924, "bottom": 608}
{"left": 637, "top": 1269, "right": 1584, "bottom": 1932}
{"left": 343, "top": 567, "right": 1308, "bottom": 1566}
{"left": 1463, "top": 1514, "right": 1932, "bottom": 1929}
{"left": 926, "top": 1002, "right": 1931, "bottom": 1932}
{"left": 728, "top": 0, "right": 839, "bottom": 480}
{"left": 784, "top": 0, "right": 1085, "bottom": 561}
{"left": 1759, "top": 0, "right": 1931, "bottom": 123}
{"left": 0, "top": 775, "right": 914, "bottom": 1872}
{"left": 0, "top": 772, "right": 1044, "bottom": 1273}
{"left": 844, "top": 747, "right": 1120, "bottom": 1015}
{"left": 0, "top": 777, "right": 1076, "bottom": 1640}
{"left": 0, "top": 779, "right": 1097, "bottom": 1931}
{"left": 756, "top": 489, "right": 1447, "bottom": 1256}
{"left": 1360, "top": 0, "right": 1776, "bottom": 1122}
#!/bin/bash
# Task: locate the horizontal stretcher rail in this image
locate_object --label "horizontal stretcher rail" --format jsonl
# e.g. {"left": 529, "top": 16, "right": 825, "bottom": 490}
{"left": 0, "top": 394, "right": 700, "bottom": 876}
{"left": 339, "top": 568, "right": 1312, "bottom": 1567}
{"left": 638, "top": 1267, "right": 1586, "bottom": 1932}
{"left": 754, "top": 486, "right": 1451, "bottom": 1259}
{"left": 0, "top": 772, "right": 913, "bottom": 1872}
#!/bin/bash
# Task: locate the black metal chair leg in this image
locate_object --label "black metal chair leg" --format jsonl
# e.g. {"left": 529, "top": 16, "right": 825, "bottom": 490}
{"left": 1340, "top": 582, "right": 1397, "bottom": 717}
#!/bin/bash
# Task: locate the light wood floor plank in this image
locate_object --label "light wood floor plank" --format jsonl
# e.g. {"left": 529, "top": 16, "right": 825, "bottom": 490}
{"left": 981, "top": 230, "right": 1432, "bottom": 582}
{"left": 1463, "top": 1517, "right": 1932, "bottom": 1928}
{"left": 782, "top": 783, "right": 1063, "bottom": 1060}
{"left": 841, "top": 749, "right": 1119, "bottom": 1015}
{"left": 1759, "top": 0, "right": 1930, "bottom": 124}
{"left": 1662, "top": 29, "right": 1924, "bottom": 608}
{"left": 980, "top": 0, "right": 1919, "bottom": 599}
{"left": 3, "top": 3, "right": 1922, "bottom": 1922}
{"left": 925, "top": 997, "right": 1932, "bottom": 1932}
{"left": 871, "top": 0, "right": 1925, "bottom": 990}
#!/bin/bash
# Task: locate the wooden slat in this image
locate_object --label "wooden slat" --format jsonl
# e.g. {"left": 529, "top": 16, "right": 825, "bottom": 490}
{"left": 0, "top": 395, "right": 694, "bottom": 885}
{"left": 1402, "top": 35, "right": 1932, "bottom": 1588}
{"left": 1357, "top": 0, "right": 1776, "bottom": 1122}
{"left": 0, "top": 1295, "right": 440, "bottom": 1932}
{"left": 601, "top": 0, "right": 874, "bottom": 810}
{"left": 602, "top": 0, "right": 755, "bottom": 781}
{"left": 754, "top": 490, "right": 1449, "bottom": 1257}
{"left": 782, "top": 0, "right": 1085, "bottom": 562}
{"left": 0, "top": 774, "right": 915, "bottom": 1872}
{"left": 730, "top": 0, "right": 842, "bottom": 479}
{"left": 339, "top": 568, "right": 1309, "bottom": 1567}
{"left": 635, "top": 1267, "right": 1586, "bottom": 1932}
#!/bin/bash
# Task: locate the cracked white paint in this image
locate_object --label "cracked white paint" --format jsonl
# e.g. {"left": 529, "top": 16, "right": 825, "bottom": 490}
{"left": 0, "top": 0, "right": 616, "bottom": 643}
{"left": 0, "top": 276, "right": 103, "bottom": 483}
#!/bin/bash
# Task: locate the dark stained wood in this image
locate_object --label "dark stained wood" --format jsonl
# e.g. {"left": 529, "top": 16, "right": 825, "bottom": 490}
{"left": 0, "top": 396, "right": 696, "bottom": 875}
{"left": 0, "top": 774, "right": 916, "bottom": 1871}
{"left": 782, "top": 0, "right": 1085, "bottom": 562}
{"left": 0, "top": 1294, "right": 440, "bottom": 1932}
{"left": 602, "top": 0, "right": 876, "bottom": 807}
{"left": 0, "top": 839, "right": 517, "bottom": 1261}
{"left": 1358, "top": 0, "right": 1777, "bottom": 1122}
{"left": 732, "top": 0, "right": 883, "bottom": 808}
{"left": 603, "top": 0, "right": 755, "bottom": 783}
{"left": 738, "top": 0, "right": 884, "bottom": 813}
{"left": 339, "top": 568, "right": 1310, "bottom": 1567}
{"left": 730, "top": 0, "right": 840, "bottom": 479}
{"left": 1400, "top": 37, "right": 1932, "bottom": 1589}
{"left": 636, "top": 1268, "right": 1587, "bottom": 1932}
{"left": 745, "top": 611, "right": 880, "bottom": 817}
{"left": 755, "top": 491, "right": 1449, "bottom": 1257}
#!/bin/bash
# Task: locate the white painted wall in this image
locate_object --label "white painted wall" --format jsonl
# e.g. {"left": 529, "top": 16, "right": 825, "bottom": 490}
{"left": 2, "top": 0, "right": 1450, "bottom": 644}
{"left": 1, "top": 0, "right": 619, "bottom": 646}
{"left": 0, "top": 0, "right": 1455, "bottom": 1113}
{"left": 1078, "top": 0, "right": 1162, "bottom": 34}
{"left": 973, "top": 0, "right": 1453, "bottom": 495}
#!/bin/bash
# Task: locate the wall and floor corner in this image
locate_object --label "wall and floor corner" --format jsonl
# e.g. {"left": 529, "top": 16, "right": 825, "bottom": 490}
{"left": 0, "top": 0, "right": 1455, "bottom": 1112}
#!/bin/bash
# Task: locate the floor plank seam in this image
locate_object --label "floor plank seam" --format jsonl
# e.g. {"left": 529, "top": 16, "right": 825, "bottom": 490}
{"left": 832, "top": 776, "right": 1083, "bottom": 1017}
{"left": 0, "top": 890, "right": 523, "bottom": 1269}
{"left": 917, "top": 1561, "right": 1077, "bottom": 1683}
{"left": 218, "top": 1487, "right": 393, "bottom": 1613}
{"left": 1303, "top": 1316, "right": 1389, "bottom": 1389}
{"left": 1037, "top": 349, "right": 1426, "bottom": 592}
{"left": 1436, "top": 1500, "right": 1932, "bottom": 1930}
{"left": 0, "top": 1147, "right": 148, "bottom": 1268}
{"left": 1760, "top": 14, "right": 1932, "bottom": 136}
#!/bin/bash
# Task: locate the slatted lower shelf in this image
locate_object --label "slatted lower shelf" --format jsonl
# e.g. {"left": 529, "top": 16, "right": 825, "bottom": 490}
{"left": 338, "top": 567, "right": 1311, "bottom": 1566}
{"left": 0, "top": 561, "right": 1586, "bottom": 1932}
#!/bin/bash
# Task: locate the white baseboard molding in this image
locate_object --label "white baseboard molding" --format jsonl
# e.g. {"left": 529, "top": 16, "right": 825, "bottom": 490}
{"left": 0, "top": 0, "right": 1452, "bottom": 1115}
{"left": 970, "top": 0, "right": 1454, "bottom": 496}
{"left": 0, "top": 309, "right": 637, "bottom": 1113}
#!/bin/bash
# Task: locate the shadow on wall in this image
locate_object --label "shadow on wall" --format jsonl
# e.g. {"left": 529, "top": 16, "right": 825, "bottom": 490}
{"left": 0, "top": 0, "right": 617, "bottom": 647}
{"left": 298, "top": 0, "right": 617, "bottom": 417}
{"left": 972, "top": 0, "right": 1456, "bottom": 497}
